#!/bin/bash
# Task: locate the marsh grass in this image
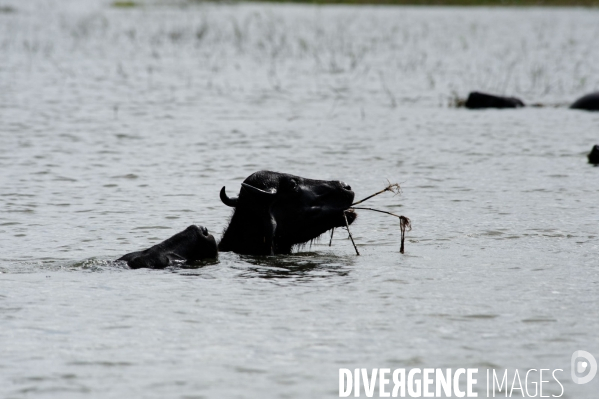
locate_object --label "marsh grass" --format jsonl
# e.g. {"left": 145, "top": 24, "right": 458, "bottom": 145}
{"left": 112, "top": 1, "right": 140, "bottom": 7}
{"left": 13, "top": 2, "right": 599, "bottom": 112}
{"left": 0, "top": 6, "right": 16, "bottom": 13}
{"left": 100, "top": 3, "right": 597, "bottom": 106}
{"left": 449, "top": 92, "right": 467, "bottom": 108}
{"left": 249, "top": 0, "right": 599, "bottom": 4}
{"left": 185, "top": 0, "right": 599, "bottom": 4}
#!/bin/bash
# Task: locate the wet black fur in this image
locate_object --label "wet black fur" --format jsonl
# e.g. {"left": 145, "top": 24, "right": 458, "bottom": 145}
{"left": 218, "top": 171, "right": 356, "bottom": 255}
{"left": 118, "top": 225, "right": 217, "bottom": 269}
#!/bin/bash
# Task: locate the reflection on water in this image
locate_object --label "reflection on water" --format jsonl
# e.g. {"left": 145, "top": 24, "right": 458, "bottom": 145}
{"left": 1, "top": 1, "right": 599, "bottom": 398}
{"left": 234, "top": 252, "right": 354, "bottom": 280}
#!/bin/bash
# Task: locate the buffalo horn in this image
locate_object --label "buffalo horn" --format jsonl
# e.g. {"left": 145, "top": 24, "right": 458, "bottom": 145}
{"left": 220, "top": 186, "right": 238, "bottom": 207}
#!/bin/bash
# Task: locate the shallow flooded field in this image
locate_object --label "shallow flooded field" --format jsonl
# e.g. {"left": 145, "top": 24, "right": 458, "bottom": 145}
{"left": 1, "top": 1, "right": 599, "bottom": 398}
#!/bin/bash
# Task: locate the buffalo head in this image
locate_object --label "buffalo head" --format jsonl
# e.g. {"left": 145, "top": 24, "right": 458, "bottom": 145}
{"left": 218, "top": 171, "right": 356, "bottom": 255}
{"left": 118, "top": 225, "right": 218, "bottom": 269}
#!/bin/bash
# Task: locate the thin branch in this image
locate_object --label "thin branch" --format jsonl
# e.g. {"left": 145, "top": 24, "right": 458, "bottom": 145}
{"left": 350, "top": 207, "right": 411, "bottom": 254}
{"left": 347, "top": 182, "right": 410, "bottom": 254}
{"left": 343, "top": 211, "right": 360, "bottom": 256}
{"left": 399, "top": 216, "right": 410, "bottom": 254}
{"left": 351, "top": 206, "right": 402, "bottom": 218}
{"left": 351, "top": 182, "right": 400, "bottom": 206}
{"left": 329, "top": 227, "right": 334, "bottom": 247}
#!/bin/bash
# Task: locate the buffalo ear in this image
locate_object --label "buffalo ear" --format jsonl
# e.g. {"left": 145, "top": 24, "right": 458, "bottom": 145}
{"left": 220, "top": 186, "right": 238, "bottom": 207}
{"left": 241, "top": 183, "right": 277, "bottom": 199}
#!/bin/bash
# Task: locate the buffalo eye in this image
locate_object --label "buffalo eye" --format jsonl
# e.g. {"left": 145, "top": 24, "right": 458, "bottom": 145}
{"left": 289, "top": 179, "right": 299, "bottom": 191}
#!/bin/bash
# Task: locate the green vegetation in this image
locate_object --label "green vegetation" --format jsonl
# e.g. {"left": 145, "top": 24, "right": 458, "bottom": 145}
{"left": 250, "top": 0, "right": 599, "bottom": 5}
{"left": 115, "top": 0, "right": 599, "bottom": 8}
{"left": 111, "top": 1, "right": 139, "bottom": 7}
{"left": 0, "top": 6, "right": 17, "bottom": 13}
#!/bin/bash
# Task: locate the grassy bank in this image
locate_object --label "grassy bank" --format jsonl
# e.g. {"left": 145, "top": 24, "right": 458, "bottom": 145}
{"left": 112, "top": 0, "right": 599, "bottom": 7}
{"left": 253, "top": 0, "right": 599, "bottom": 5}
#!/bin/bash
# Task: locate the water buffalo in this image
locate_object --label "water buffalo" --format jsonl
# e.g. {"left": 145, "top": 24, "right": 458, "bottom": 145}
{"left": 589, "top": 145, "right": 599, "bottom": 165}
{"left": 218, "top": 171, "right": 356, "bottom": 255}
{"left": 571, "top": 92, "right": 599, "bottom": 111}
{"left": 465, "top": 91, "right": 525, "bottom": 109}
{"left": 118, "top": 225, "right": 217, "bottom": 269}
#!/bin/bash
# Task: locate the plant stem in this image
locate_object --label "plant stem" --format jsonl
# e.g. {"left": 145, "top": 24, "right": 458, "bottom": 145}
{"left": 350, "top": 207, "right": 411, "bottom": 254}
{"left": 351, "top": 183, "right": 399, "bottom": 206}
{"left": 343, "top": 212, "right": 360, "bottom": 256}
{"left": 351, "top": 206, "right": 401, "bottom": 218}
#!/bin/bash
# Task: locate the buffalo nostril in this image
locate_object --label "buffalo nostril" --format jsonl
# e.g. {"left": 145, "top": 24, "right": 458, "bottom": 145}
{"left": 340, "top": 181, "right": 352, "bottom": 191}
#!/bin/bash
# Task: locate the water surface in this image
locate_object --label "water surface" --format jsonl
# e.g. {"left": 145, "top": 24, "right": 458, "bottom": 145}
{"left": 1, "top": 1, "right": 599, "bottom": 398}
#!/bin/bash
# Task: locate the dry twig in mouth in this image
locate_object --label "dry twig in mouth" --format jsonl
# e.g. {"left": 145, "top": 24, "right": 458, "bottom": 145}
{"left": 351, "top": 182, "right": 401, "bottom": 207}
{"left": 351, "top": 206, "right": 402, "bottom": 218}
{"left": 351, "top": 207, "right": 412, "bottom": 254}
{"left": 343, "top": 211, "right": 360, "bottom": 256}
{"left": 346, "top": 181, "right": 411, "bottom": 255}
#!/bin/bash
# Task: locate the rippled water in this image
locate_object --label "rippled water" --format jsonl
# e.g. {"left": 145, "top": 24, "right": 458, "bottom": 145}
{"left": 1, "top": 1, "right": 599, "bottom": 398}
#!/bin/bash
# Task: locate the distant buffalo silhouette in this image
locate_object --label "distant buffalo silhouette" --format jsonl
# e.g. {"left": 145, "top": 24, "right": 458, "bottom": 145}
{"left": 465, "top": 92, "right": 525, "bottom": 109}
{"left": 462, "top": 91, "right": 599, "bottom": 111}
{"left": 588, "top": 145, "right": 599, "bottom": 165}
{"left": 571, "top": 92, "right": 599, "bottom": 111}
